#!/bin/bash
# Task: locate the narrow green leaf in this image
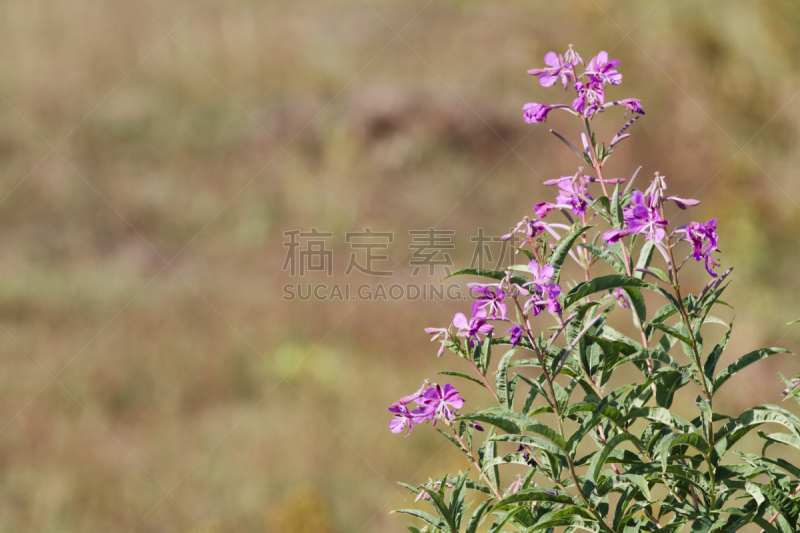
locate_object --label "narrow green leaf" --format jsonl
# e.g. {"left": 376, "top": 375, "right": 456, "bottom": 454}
{"left": 437, "top": 371, "right": 486, "bottom": 388}
{"left": 759, "top": 484, "right": 800, "bottom": 528}
{"left": 703, "top": 323, "right": 732, "bottom": 385}
{"left": 550, "top": 129, "right": 586, "bottom": 162}
{"left": 714, "top": 348, "right": 790, "bottom": 391}
{"left": 634, "top": 240, "right": 655, "bottom": 280}
{"left": 647, "top": 322, "right": 694, "bottom": 348}
{"left": 444, "top": 267, "right": 529, "bottom": 287}
{"left": 391, "top": 509, "right": 446, "bottom": 530}
{"left": 564, "top": 275, "right": 653, "bottom": 309}
{"left": 465, "top": 498, "right": 494, "bottom": 533}
{"left": 493, "top": 488, "right": 576, "bottom": 509}
{"left": 496, "top": 349, "right": 517, "bottom": 409}
{"left": 577, "top": 243, "right": 625, "bottom": 274}
{"left": 547, "top": 225, "right": 592, "bottom": 283}
{"left": 586, "top": 433, "right": 641, "bottom": 489}
{"left": 457, "top": 413, "right": 521, "bottom": 435}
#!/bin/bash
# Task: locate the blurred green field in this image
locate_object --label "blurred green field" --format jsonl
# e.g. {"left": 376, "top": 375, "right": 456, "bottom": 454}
{"left": 0, "top": 0, "right": 800, "bottom": 531}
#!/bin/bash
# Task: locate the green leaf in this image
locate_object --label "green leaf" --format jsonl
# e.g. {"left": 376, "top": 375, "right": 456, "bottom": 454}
{"left": 577, "top": 243, "right": 625, "bottom": 274}
{"left": 647, "top": 322, "right": 694, "bottom": 348}
{"left": 435, "top": 429, "right": 473, "bottom": 461}
{"left": 479, "top": 429, "right": 500, "bottom": 492}
{"left": 465, "top": 498, "right": 494, "bottom": 533}
{"left": 420, "top": 486, "right": 457, "bottom": 533}
{"left": 714, "top": 406, "right": 800, "bottom": 459}
{"left": 550, "top": 129, "right": 586, "bottom": 162}
{"left": 655, "top": 372, "right": 688, "bottom": 409}
{"left": 703, "top": 323, "right": 732, "bottom": 383}
{"left": 493, "top": 487, "right": 576, "bottom": 509}
{"left": 496, "top": 349, "right": 517, "bottom": 409}
{"left": 457, "top": 412, "right": 521, "bottom": 435}
{"left": 610, "top": 180, "right": 623, "bottom": 227}
{"left": 713, "top": 348, "right": 790, "bottom": 392}
{"left": 567, "top": 389, "right": 633, "bottom": 454}
{"left": 585, "top": 433, "right": 642, "bottom": 491}
{"left": 622, "top": 287, "right": 647, "bottom": 328}
{"left": 489, "top": 433, "right": 566, "bottom": 458}
{"left": 449, "top": 471, "right": 469, "bottom": 530}
{"left": 634, "top": 240, "right": 655, "bottom": 280}
{"left": 759, "top": 483, "right": 800, "bottom": 528}
{"left": 516, "top": 246, "right": 537, "bottom": 261}
{"left": 627, "top": 407, "right": 695, "bottom": 434}
{"left": 598, "top": 474, "right": 651, "bottom": 502}
{"left": 566, "top": 302, "right": 601, "bottom": 360}
{"left": 564, "top": 275, "right": 653, "bottom": 309}
{"left": 612, "top": 348, "right": 702, "bottom": 387}
{"left": 487, "top": 507, "right": 524, "bottom": 533}
{"left": 529, "top": 514, "right": 601, "bottom": 532}
{"left": 481, "top": 452, "right": 535, "bottom": 472}
{"left": 517, "top": 374, "right": 547, "bottom": 415}
{"left": 547, "top": 225, "right": 592, "bottom": 283}
{"left": 392, "top": 509, "right": 446, "bottom": 530}
{"left": 759, "top": 431, "right": 800, "bottom": 453}
{"left": 523, "top": 423, "right": 570, "bottom": 453}
{"left": 444, "top": 268, "right": 529, "bottom": 287}
{"left": 437, "top": 371, "right": 486, "bottom": 388}
{"left": 668, "top": 432, "right": 710, "bottom": 455}
{"left": 477, "top": 333, "right": 493, "bottom": 375}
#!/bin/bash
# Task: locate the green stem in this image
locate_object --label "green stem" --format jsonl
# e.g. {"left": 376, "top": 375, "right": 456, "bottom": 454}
{"left": 452, "top": 430, "right": 503, "bottom": 499}
{"left": 541, "top": 358, "right": 615, "bottom": 533}
{"left": 661, "top": 213, "right": 716, "bottom": 513}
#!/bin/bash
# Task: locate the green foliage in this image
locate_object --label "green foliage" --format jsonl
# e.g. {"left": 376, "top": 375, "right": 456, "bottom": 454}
{"left": 399, "top": 228, "right": 799, "bottom": 532}
{"left": 394, "top": 64, "right": 797, "bottom": 533}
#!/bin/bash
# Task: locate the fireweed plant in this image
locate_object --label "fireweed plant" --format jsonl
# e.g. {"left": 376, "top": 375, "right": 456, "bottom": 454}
{"left": 388, "top": 47, "right": 800, "bottom": 533}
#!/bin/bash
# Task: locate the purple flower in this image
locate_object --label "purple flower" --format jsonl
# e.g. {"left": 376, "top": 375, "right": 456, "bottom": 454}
{"left": 468, "top": 283, "right": 507, "bottom": 319}
{"left": 619, "top": 98, "right": 644, "bottom": 115}
{"left": 534, "top": 202, "right": 557, "bottom": 218}
{"left": 523, "top": 282, "right": 561, "bottom": 316}
{"left": 665, "top": 196, "right": 700, "bottom": 210}
{"left": 602, "top": 228, "right": 630, "bottom": 244}
{"left": 453, "top": 309, "right": 494, "bottom": 348}
{"left": 675, "top": 219, "right": 720, "bottom": 277}
{"left": 388, "top": 382, "right": 465, "bottom": 434}
{"left": 424, "top": 327, "right": 450, "bottom": 357}
{"left": 524, "top": 292, "right": 545, "bottom": 317}
{"left": 415, "top": 480, "right": 453, "bottom": 502}
{"left": 506, "top": 324, "right": 524, "bottom": 346}
{"left": 528, "top": 52, "right": 571, "bottom": 90}
{"left": 388, "top": 385, "right": 430, "bottom": 436}
{"left": 525, "top": 261, "right": 555, "bottom": 292}
{"left": 623, "top": 190, "right": 668, "bottom": 243}
{"left": 564, "top": 45, "right": 583, "bottom": 66}
{"left": 553, "top": 176, "right": 592, "bottom": 216}
{"left": 392, "top": 383, "right": 426, "bottom": 407}
{"left": 505, "top": 475, "right": 524, "bottom": 496}
{"left": 644, "top": 173, "right": 667, "bottom": 209}
{"left": 388, "top": 403, "right": 416, "bottom": 435}
{"left": 502, "top": 217, "right": 547, "bottom": 244}
{"left": 542, "top": 283, "right": 562, "bottom": 313}
{"left": 517, "top": 445, "right": 538, "bottom": 466}
{"left": 523, "top": 103, "right": 554, "bottom": 124}
{"left": 782, "top": 378, "right": 800, "bottom": 396}
{"left": 613, "top": 287, "right": 630, "bottom": 309}
{"left": 416, "top": 384, "right": 465, "bottom": 422}
{"left": 585, "top": 51, "right": 622, "bottom": 86}
{"left": 573, "top": 79, "right": 605, "bottom": 114}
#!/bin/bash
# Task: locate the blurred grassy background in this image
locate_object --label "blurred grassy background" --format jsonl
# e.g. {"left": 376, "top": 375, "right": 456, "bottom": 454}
{"left": 0, "top": 0, "right": 799, "bottom": 531}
